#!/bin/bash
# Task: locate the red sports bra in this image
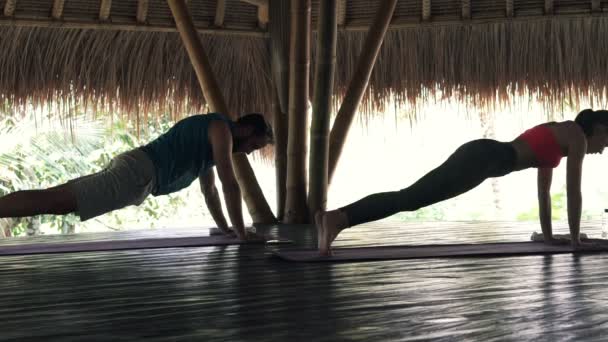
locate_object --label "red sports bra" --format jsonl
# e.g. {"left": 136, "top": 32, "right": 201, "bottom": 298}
{"left": 517, "top": 125, "right": 563, "bottom": 168}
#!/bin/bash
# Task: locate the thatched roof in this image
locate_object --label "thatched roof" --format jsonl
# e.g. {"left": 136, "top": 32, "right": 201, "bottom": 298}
{"left": 1, "top": 0, "right": 607, "bottom": 121}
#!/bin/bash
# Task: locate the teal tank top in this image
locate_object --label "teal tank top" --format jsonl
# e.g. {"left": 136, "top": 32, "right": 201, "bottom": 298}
{"left": 141, "top": 113, "right": 234, "bottom": 196}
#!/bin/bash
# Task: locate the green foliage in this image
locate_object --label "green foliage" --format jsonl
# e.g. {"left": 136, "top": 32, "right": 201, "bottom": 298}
{"left": 516, "top": 186, "right": 567, "bottom": 221}
{"left": 0, "top": 113, "right": 190, "bottom": 236}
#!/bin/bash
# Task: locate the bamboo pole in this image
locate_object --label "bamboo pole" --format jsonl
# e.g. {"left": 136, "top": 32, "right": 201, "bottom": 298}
{"left": 257, "top": 4, "right": 269, "bottom": 30}
{"left": 422, "top": 0, "right": 431, "bottom": 21}
{"left": 545, "top": 0, "right": 554, "bottom": 15}
{"left": 3, "top": 0, "right": 16, "bottom": 17}
{"left": 214, "top": 0, "right": 226, "bottom": 27}
{"left": 327, "top": 0, "right": 397, "bottom": 184}
{"left": 166, "top": 0, "right": 277, "bottom": 223}
{"left": 99, "top": 0, "right": 112, "bottom": 21}
{"left": 337, "top": 0, "right": 347, "bottom": 26}
{"left": 269, "top": 0, "right": 290, "bottom": 221}
{"left": 137, "top": 0, "right": 149, "bottom": 23}
{"left": 284, "top": 0, "right": 311, "bottom": 224}
{"left": 308, "top": 0, "right": 337, "bottom": 220}
{"left": 52, "top": 0, "right": 65, "bottom": 20}
{"left": 506, "top": 0, "right": 514, "bottom": 17}
{"left": 462, "top": 0, "right": 471, "bottom": 20}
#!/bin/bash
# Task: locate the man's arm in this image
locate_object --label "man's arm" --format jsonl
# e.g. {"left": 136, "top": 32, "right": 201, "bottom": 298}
{"left": 566, "top": 129, "right": 586, "bottom": 248}
{"left": 208, "top": 120, "right": 247, "bottom": 239}
{"left": 199, "top": 169, "right": 231, "bottom": 235}
{"left": 537, "top": 167, "right": 554, "bottom": 241}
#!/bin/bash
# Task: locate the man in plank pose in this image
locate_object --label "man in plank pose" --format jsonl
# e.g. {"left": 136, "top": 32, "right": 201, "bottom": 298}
{"left": 0, "top": 113, "right": 273, "bottom": 240}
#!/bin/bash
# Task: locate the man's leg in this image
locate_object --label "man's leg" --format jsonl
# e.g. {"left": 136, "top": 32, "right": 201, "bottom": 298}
{"left": 0, "top": 183, "right": 77, "bottom": 218}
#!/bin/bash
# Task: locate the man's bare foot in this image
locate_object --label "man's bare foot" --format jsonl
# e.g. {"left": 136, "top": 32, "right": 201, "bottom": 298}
{"left": 315, "top": 209, "right": 348, "bottom": 256}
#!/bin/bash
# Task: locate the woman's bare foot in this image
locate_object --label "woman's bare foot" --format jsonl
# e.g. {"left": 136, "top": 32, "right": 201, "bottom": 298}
{"left": 315, "top": 209, "right": 348, "bottom": 256}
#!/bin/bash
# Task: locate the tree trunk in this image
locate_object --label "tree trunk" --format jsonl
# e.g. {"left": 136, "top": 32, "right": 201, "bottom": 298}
{"left": 269, "top": 0, "right": 290, "bottom": 221}
{"left": 283, "top": 0, "right": 311, "bottom": 223}
{"left": 308, "top": 0, "right": 337, "bottom": 220}
{"left": 327, "top": 0, "right": 397, "bottom": 184}
{"left": 167, "top": 0, "right": 276, "bottom": 224}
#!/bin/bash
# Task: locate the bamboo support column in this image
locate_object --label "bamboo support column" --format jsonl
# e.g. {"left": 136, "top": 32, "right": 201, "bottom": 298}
{"left": 506, "top": 0, "right": 514, "bottom": 17}
{"left": 337, "top": 0, "right": 346, "bottom": 26}
{"left": 308, "top": 0, "right": 337, "bottom": 220}
{"left": 284, "top": 0, "right": 311, "bottom": 224}
{"left": 461, "top": 0, "right": 471, "bottom": 20}
{"left": 545, "top": 0, "right": 553, "bottom": 14}
{"left": 269, "top": 0, "right": 290, "bottom": 221}
{"left": 167, "top": 0, "right": 277, "bottom": 223}
{"left": 422, "top": 0, "right": 431, "bottom": 21}
{"left": 3, "top": 0, "right": 16, "bottom": 17}
{"left": 214, "top": 0, "right": 226, "bottom": 27}
{"left": 327, "top": 0, "right": 397, "bottom": 184}
{"left": 99, "top": 0, "right": 112, "bottom": 21}
{"left": 137, "top": 0, "right": 149, "bottom": 23}
{"left": 52, "top": 0, "right": 65, "bottom": 19}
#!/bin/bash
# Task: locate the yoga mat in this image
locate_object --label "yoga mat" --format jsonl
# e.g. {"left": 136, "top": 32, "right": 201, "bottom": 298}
{"left": 273, "top": 239, "right": 608, "bottom": 262}
{"left": 0, "top": 235, "right": 292, "bottom": 256}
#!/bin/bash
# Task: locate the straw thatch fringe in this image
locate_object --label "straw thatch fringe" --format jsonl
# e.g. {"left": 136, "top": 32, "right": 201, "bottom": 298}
{"left": 0, "top": 26, "right": 272, "bottom": 123}
{"left": 329, "top": 16, "right": 608, "bottom": 115}
{"left": 3, "top": 16, "right": 608, "bottom": 128}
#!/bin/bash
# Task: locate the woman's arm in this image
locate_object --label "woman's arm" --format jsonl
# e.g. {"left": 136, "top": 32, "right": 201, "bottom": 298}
{"left": 565, "top": 126, "right": 587, "bottom": 248}
{"left": 537, "top": 168, "right": 554, "bottom": 241}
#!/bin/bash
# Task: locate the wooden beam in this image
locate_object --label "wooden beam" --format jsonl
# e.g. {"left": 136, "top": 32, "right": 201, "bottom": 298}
{"left": 99, "top": 0, "right": 112, "bottom": 21}
{"left": 545, "top": 0, "right": 554, "bottom": 14}
{"left": 214, "top": 0, "right": 226, "bottom": 27}
{"left": 592, "top": 0, "right": 601, "bottom": 13}
{"left": 137, "top": 0, "right": 149, "bottom": 23}
{"left": 506, "top": 0, "right": 514, "bottom": 17}
{"left": 51, "top": 0, "right": 65, "bottom": 20}
{"left": 166, "top": 0, "right": 277, "bottom": 224}
{"left": 3, "top": 0, "right": 17, "bottom": 17}
{"left": 0, "top": 17, "right": 267, "bottom": 37}
{"left": 422, "top": 0, "right": 431, "bottom": 21}
{"left": 337, "top": 0, "right": 346, "bottom": 26}
{"left": 328, "top": 0, "right": 397, "bottom": 184}
{"left": 462, "top": 0, "right": 471, "bottom": 20}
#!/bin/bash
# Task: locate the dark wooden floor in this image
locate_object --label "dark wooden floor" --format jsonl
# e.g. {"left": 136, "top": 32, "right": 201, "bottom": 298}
{"left": 1, "top": 220, "right": 608, "bottom": 341}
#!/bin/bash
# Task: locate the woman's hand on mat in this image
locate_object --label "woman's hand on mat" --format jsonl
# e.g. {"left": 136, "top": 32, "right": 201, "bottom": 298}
{"left": 219, "top": 227, "right": 237, "bottom": 237}
{"left": 571, "top": 239, "right": 596, "bottom": 250}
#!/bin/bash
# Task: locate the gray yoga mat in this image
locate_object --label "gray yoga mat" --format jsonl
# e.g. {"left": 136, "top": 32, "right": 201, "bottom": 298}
{"left": 273, "top": 239, "right": 608, "bottom": 262}
{"left": 0, "top": 235, "right": 292, "bottom": 256}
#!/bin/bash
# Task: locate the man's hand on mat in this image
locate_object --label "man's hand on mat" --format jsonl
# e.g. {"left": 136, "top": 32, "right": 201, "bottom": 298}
{"left": 234, "top": 227, "right": 266, "bottom": 242}
{"left": 543, "top": 236, "right": 570, "bottom": 245}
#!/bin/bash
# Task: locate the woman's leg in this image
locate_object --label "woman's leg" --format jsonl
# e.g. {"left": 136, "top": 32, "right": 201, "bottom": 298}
{"left": 317, "top": 140, "right": 515, "bottom": 255}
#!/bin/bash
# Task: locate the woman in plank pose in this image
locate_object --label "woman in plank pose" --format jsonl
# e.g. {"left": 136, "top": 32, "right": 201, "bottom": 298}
{"left": 316, "top": 109, "right": 608, "bottom": 255}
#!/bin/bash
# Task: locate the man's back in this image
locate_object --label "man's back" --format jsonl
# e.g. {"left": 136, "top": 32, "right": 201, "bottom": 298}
{"left": 141, "top": 113, "right": 233, "bottom": 196}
